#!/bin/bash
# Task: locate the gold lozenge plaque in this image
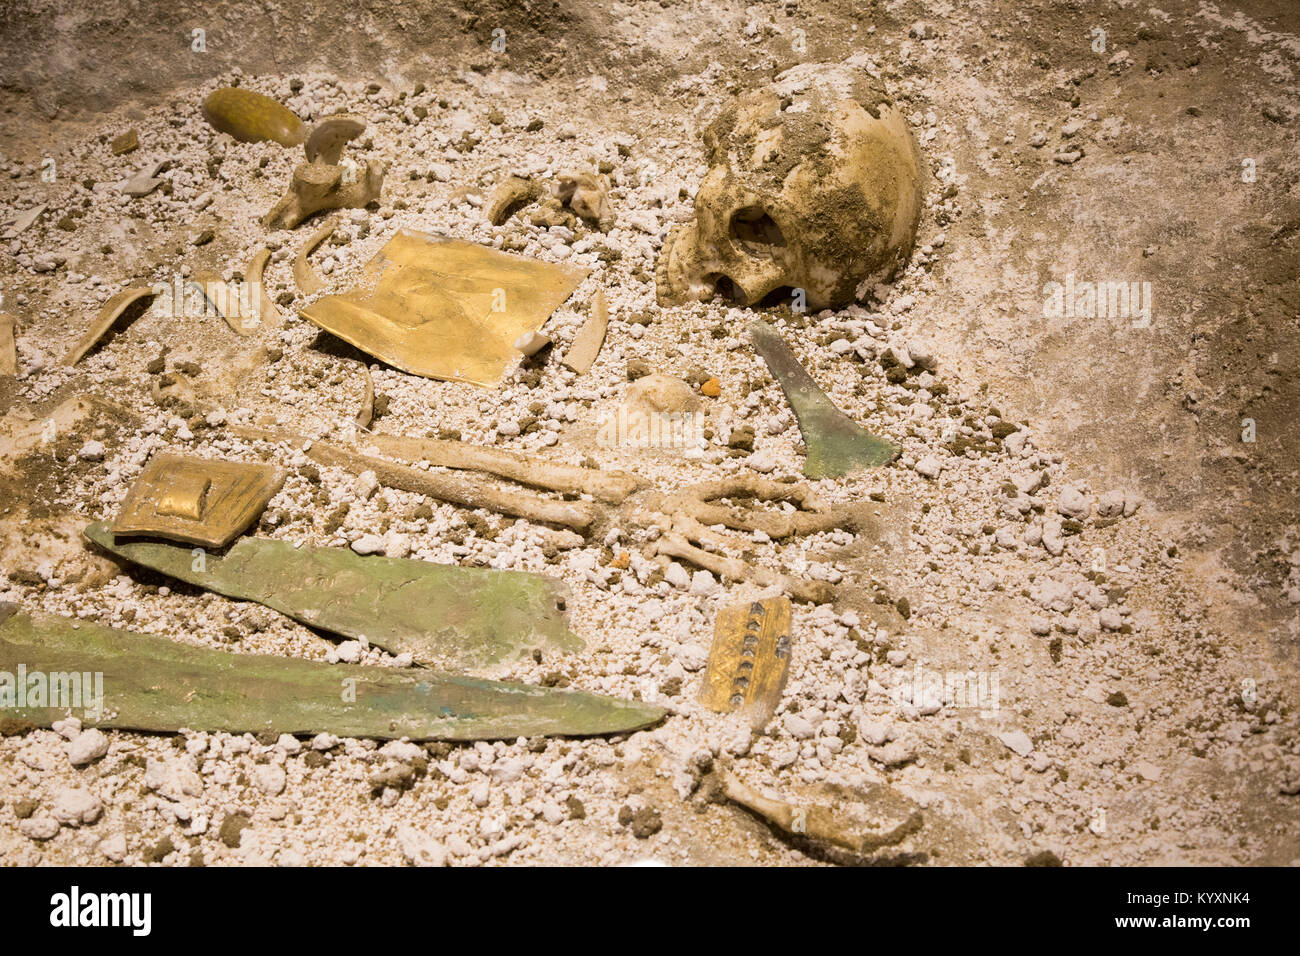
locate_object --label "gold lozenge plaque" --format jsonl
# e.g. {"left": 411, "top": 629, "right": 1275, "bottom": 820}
{"left": 300, "top": 230, "right": 589, "bottom": 387}
{"left": 111, "top": 454, "right": 285, "bottom": 548}
{"left": 699, "top": 596, "right": 793, "bottom": 729}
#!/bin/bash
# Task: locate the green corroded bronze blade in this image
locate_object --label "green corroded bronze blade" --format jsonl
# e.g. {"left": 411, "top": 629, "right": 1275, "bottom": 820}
{"left": 749, "top": 320, "right": 899, "bottom": 478}
{"left": 0, "top": 603, "right": 663, "bottom": 741}
{"left": 84, "top": 523, "right": 581, "bottom": 671}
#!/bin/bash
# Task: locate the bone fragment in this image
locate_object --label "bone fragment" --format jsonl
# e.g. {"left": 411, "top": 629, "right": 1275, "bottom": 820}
{"left": 189, "top": 271, "right": 257, "bottom": 336}
{"left": 263, "top": 160, "right": 384, "bottom": 231}
{"left": 364, "top": 432, "right": 643, "bottom": 504}
{"left": 562, "top": 290, "right": 609, "bottom": 374}
{"left": 244, "top": 247, "right": 283, "bottom": 328}
{"left": 0, "top": 313, "right": 15, "bottom": 376}
{"left": 652, "top": 531, "right": 833, "bottom": 604}
{"left": 232, "top": 426, "right": 596, "bottom": 531}
{"left": 513, "top": 330, "right": 551, "bottom": 357}
{"left": 486, "top": 176, "right": 543, "bottom": 226}
{"left": 293, "top": 218, "right": 336, "bottom": 296}
{"left": 715, "top": 768, "right": 923, "bottom": 855}
{"left": 62, "top": 287, "right": 158, "bottom": 366}
{"left": 305, "top": 113, "right": 366, "bottom": 166}
{"left": 355, "top": 366, "right": 375, "bottom": 429}
{"left": 554, "top": 172, "right": 614, "bottom": 229}
{"left": 2, "top": 204, "right": 45, "bottom": 239}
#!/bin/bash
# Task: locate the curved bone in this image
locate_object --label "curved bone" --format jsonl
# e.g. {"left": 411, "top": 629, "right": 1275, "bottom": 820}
{"left": 486, "top": 176, "right": 543, "bottom": 226}
{"left": 562, "top": 290, "right": 609, "bottom": 375}
{"left": 189, "top": 271, "right": 258, "bottom": 337}
{"left": 244, "top": 247, "right": 282, "bottom": 328}
{"left": 293, "top": 218, "right": 336, "bottom": 296}
{"left": 63, "top": 287, "right": 158, "bottom": 366}
{"left": 714, "top": 768, "right": 923, "bottom": 854}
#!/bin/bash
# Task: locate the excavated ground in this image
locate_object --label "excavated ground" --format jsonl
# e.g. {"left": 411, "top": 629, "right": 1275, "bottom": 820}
{"left": 0, "top": 0, "right": 1296, "bottom": 866}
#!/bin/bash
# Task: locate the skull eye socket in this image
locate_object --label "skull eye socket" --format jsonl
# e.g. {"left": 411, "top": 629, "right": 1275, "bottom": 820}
{"left": 728, "top": 206, "right": 786, "bottom": 254}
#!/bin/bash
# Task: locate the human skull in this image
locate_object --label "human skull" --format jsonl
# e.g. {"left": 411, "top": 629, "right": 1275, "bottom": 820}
{"left": 657, "top": 62, "right": 923, "bottom": 311}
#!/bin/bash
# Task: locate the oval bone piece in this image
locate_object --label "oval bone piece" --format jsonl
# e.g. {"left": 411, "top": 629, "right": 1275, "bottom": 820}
{"left": 305, "top": 113, "right": 367, "bottom": 165}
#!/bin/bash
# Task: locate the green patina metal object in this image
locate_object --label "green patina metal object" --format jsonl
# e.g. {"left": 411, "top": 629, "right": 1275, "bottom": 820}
{"left": 749, "top": 320, "right": 899, "bottom": 478}
{"left": 84, "top": 523, "right": 581, "bottom": 672}
{"left": 0, "top": 603, "right": 663, "bottom": 741}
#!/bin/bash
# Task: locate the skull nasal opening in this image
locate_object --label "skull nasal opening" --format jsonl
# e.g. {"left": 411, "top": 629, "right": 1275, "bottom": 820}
{"left": 728, "top": 206, "right": 786, "bottom": 254}
{"left": 708, "top": 274, "right": 746, "bottom": 305}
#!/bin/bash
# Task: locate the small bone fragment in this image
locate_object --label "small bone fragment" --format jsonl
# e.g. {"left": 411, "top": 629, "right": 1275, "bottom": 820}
{"left": 562, "top": 290, "right": 609, "bottom": 374}
{"left": 486, "top": 176, "right": 543, "bottom": 226}
{"left": 0, "top": 313, "right": 16, "bottom": 376}
{"left": 513, "top": 330, "right": 551, "bottom": 357}
{"left": 714, "top": 768, "right": 923, "bottom": 855}
{"left": 62, "top": 287, "right": 159, "bottom": 366}
{"left": 653, "top": 532, "right": 833, "bottom": 604}
{"left": 120, "top": 161, "right": 167, "bottom": 198}
{"left": 293, "top": 218, "right": 336, "bottom": 296}
{"left": 364, "top": 432, "right": 644, "bottom": 504}
{"left": 554, "top": 172, "right": 614, "bottom": 229}
{"left": 244, "top": 247, "right": 282, "bottom": 328}
{"left": 233, "top": 426, "right": 596, "bottom": 531}
{"left": 305, "top": 113, "right": 366, "bottom": 166}
{"left": 355, "top": 366, "right": 375, "bottom": 429}
{"left": 528, "top": 198, "right": 575, "bottom": 229}
{"left": 263, "top": 160, "right": 384, "bottom": 231}
{"left": 533, "top": 527, "right": 586, "bottom": 555}
{"left": 2, "top": 204, "right": 46, "bottom": 239}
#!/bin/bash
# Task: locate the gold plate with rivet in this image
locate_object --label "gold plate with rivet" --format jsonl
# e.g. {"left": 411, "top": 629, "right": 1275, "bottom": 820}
{"left": 110, "top": 454, "right": 285, "bottom": 548}
{"left": 699, "top": 596, "right": 792, "bottom": 729}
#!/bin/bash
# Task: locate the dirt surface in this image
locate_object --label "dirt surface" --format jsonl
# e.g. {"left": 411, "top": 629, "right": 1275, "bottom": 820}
{"left": 0, "top": 0, "right": 1297, "bottom": 867}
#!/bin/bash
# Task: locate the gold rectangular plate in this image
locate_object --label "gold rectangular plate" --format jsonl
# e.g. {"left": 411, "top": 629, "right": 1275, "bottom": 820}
{"left": 699, "top": 596, "right": 793, "bottom": 728}
{"left": 111, "top": 454, "right": 285, "bottom": 548}
{"left": 300, "top": 231, "right": 588, "bottom": 388}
